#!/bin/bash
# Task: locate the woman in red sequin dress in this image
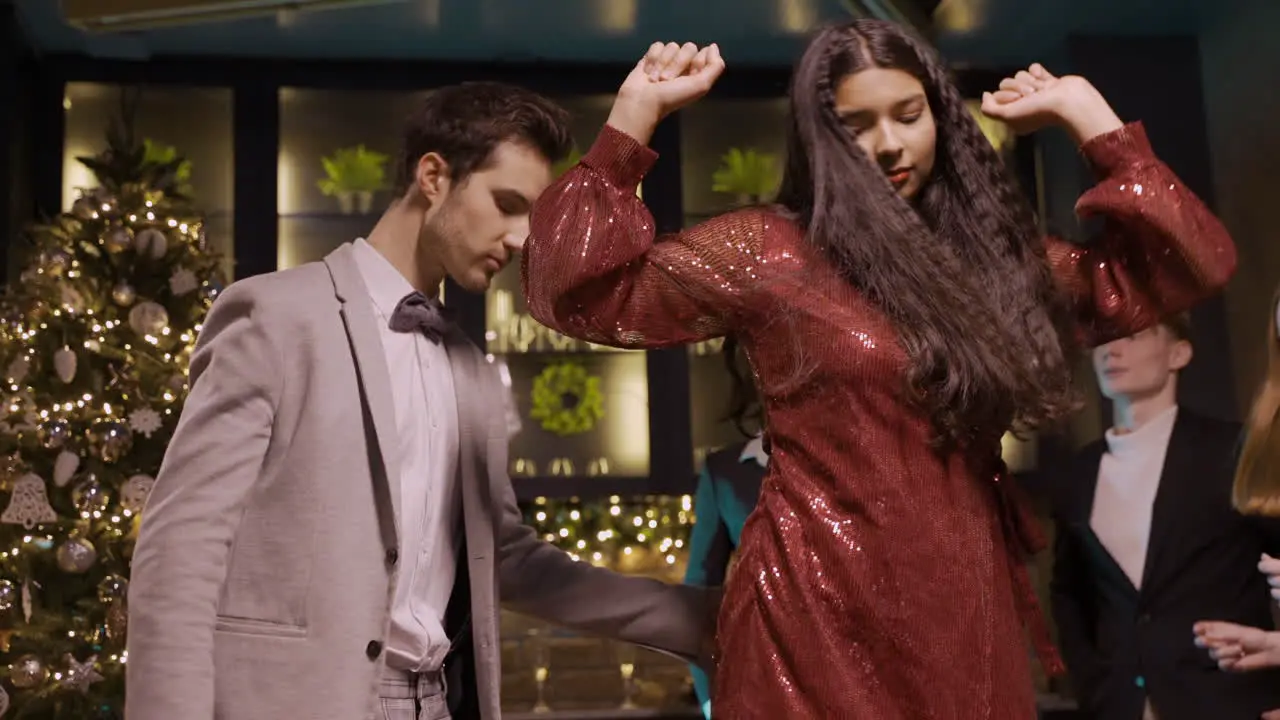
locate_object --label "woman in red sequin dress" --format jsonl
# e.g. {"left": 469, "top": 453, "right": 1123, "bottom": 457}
{"left": 523, "top": 20, "right": 1236, "bottom": 719}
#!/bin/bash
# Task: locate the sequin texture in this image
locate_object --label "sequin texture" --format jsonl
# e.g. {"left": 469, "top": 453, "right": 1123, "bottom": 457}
{"left": 522, "top": 123, "right": 1235, "bottom": 718}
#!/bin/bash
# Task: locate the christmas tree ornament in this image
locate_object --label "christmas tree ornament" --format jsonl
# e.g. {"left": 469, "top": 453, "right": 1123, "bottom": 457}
{"left": 5, "top": 356, "right": 29, "bottom": 384}
{"left": 1, "top": 474, "right": 57, "bottom": 530}
{"left": 0, "top": 579, "right": 16, "bottom": 612}
{"left": 96, "top": 574, "right": 128, "bottom": 604}
{"left": 59, "top": 654, "right": 103, "bottom": 694}
{"left": 53, "top": 346, "right": 77, "bottom": 383}
{"left": 71, "top": 474, "right": 109, "bottom": 516}
{"left": 134, "top": 228, "right": 168, "bottom": 259}
{"left": 102, "top": 227, "right": 132, "bottom": 254}
{"left": 111, "top": 281, "right": 137, "bottom": 306}
{"left": 128, "top": 406, "right": 162, "bottom": 438}
{"left": 169, "top": 267, "right": 198, "bottom": 296}
{"left": 128, "top": 301, "right": 169, "bottom": 336}
{"left": 38, "top": 419, "right": 71, "bottom": 449}
{"left": 22, "top": 579, "right": 34, "bottom": 623}
{"left": 55, "top": 536, "right": 97, "bottom": 574}
{"left": 87, "top": 419, "right": 132, "bottom": 463}
{"left": 8, "top": 655, "right": 46, "bottom": 689}
{"left": 120, "top": 474, "right": 155, "bottom": 514}
{"left": 52, "top": 450, "right": 79, "bottom": 487}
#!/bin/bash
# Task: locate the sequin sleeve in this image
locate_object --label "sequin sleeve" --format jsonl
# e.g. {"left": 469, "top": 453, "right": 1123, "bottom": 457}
{"left": 1047, "top": 122, "right": 1237, "bottom": 346}
{"left": 523, "top": 124, "right": 769, "bottom": 348}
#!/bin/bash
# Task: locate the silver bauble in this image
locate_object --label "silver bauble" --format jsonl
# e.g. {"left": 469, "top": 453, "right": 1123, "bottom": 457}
{"left": 39, "top": 419, "right": 71, "bottom": 449}
{"left": 96, "top": 574, "right": 128, "bottom": 604}
{"left": 87, "top": 420, "right": 132, "bottom": 463}
{"left": 166, "top": 373, "right": 187, "bottom": 393}
{"left": 55, "top": 536, "right": 97, "bottom": 574}
{"left": 134, "top": 228, "right": 168, "bottom": 259}
{"left": 103, "top": 227, "right": 132, "bottom": 254}
{"left": 0, "top": 579, "right": 16, "bottom": 612}
{"left": 127, "top": 301, "right": 169, "bottom": 336}
{"left": 111, "top": 282, "right": 137, "bottom": 306}
{"left": 71, "top": 475, "right": 109, "bottom": 515}
{"left": 9, "top": 654, "right": 47, "bottom": 688}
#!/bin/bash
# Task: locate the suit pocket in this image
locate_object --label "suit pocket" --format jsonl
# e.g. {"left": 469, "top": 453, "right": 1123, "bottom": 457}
{"left": 214, "top": 615, "right": 307, "bottom": 638}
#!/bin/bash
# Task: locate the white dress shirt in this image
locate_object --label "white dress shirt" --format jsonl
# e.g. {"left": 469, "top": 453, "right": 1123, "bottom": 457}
{"left": 1090, "top": 405, "right": 1178, "bottom": 589}
{"left": 738, "top": 433, "right": 769, "bottom": 468}
{"left": 352, "top": 238, "right": 462, "bottom": 672}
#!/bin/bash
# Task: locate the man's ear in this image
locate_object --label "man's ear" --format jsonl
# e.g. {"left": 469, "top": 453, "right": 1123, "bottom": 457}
{"left": 1170, "top": 339, "right": 1193, "bottom": 371}
{"left": 415, "top": 152, "right": 451, "bottom": 203}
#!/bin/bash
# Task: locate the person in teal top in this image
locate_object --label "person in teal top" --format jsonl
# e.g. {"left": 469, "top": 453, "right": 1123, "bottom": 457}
{"left": 685, "top": 337, "right": 767, "bottom": 718}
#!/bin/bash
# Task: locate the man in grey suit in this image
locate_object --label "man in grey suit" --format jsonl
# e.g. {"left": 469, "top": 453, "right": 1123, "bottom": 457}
{"left": 125, "top": 82, "right": 715, "bottom": 720}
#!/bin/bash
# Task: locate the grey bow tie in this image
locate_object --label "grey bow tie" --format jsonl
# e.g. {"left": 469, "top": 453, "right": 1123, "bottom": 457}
{"left": 389, "top": 292, "right": 452, "bottom": 342}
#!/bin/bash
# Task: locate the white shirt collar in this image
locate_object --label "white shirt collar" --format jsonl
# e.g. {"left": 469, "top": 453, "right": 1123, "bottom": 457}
{"left": 1105, "top": 405, "right": 1179, "bottom": 456}
{"left": 739, "top": 433, "right": 769, "bottom": 467}
{"left": 351, "top": 238, "right": 418, "bottom": 322}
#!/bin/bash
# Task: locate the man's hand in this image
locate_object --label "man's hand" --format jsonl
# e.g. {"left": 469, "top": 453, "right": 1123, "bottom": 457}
{"left": 1193, "top": 620, "right": 1280, "bottom": 671}
{"left": 607, "top": 42, "right": 725, "bottom": 146}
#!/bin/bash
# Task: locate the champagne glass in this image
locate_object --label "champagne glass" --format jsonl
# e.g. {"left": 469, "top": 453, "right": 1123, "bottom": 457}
{"left": 615, "top": 641, "right": 638, "bottom": 709}
{"left": 523, "top": 628, "right": 552, "bottom": 713}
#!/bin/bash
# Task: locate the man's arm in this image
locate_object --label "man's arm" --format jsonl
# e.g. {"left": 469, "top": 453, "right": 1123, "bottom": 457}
{"left": 125, "top": 282, "right": 284, "bottom": 720}
{"left": 1048, "top": 516, "right": 1108, "bottom": 709}
{"left": 497, "top": 477, "right": 713, "bottom": 664}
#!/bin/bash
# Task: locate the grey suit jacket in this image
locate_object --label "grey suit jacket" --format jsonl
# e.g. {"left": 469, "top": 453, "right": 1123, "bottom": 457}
{"left": 125, "top": 243, "right": 711, "bottom": 720}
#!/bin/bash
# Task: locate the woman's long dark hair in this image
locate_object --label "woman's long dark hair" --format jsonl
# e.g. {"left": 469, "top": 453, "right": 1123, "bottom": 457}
{"left": 775, "top": 20, "right": 1079, "bottom": 448}
{"left": 721, "top": 335, "right": 762, "bottom": 438}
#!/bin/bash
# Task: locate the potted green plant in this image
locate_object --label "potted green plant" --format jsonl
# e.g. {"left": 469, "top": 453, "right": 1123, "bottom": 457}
{"left": 141, "top": 138, "right": 194, "bottom": 196}
{"left": 552, "top": 147, "right": 583, "bottom": 178}
{"left": 712, "top": 147, "right": 781, "bottom": 205}
{"left": 316, "top": 145, "right": 390, "bottom": 214}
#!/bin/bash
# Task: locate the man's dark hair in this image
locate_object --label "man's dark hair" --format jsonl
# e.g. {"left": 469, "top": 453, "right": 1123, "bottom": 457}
{"left": 393, "top": 82, "right": 573, "bottom": 194}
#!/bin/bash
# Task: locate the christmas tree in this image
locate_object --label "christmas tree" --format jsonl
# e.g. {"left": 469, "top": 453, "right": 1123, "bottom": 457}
{"left": 0, "top": 106, "right": 224, "bottom": 718}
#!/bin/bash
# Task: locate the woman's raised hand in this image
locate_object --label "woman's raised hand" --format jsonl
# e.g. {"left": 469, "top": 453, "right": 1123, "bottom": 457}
{"left": 608, "top": 42, "right": 725, "bottom": 145}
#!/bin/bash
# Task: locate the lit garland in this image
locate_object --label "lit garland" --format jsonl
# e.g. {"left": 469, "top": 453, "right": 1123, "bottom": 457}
{"left": 521, "top": 495, "right": 695, "bottom": 572}
{"left": 0, "top": 124, "right": 223, "bottom": 717}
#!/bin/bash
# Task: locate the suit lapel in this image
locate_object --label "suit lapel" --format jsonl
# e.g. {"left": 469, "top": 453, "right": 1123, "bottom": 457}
{"left": 325, "top": 244, "right": 403, "bottom": 546}
{"left": 443, "top": 327, "right": 494, "bottom": 558}
{"left": 1139, "top": 411, "right": 1197, "bottom": 595}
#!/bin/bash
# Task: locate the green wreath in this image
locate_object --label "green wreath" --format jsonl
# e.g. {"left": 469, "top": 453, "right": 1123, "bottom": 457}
{"left": 529, "top": 361, "right": 604, "bottom": 436}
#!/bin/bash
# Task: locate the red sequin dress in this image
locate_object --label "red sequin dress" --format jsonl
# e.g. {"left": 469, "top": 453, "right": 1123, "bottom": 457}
{"left": 522, "top": 123, "right": 1235, "bottom": 719}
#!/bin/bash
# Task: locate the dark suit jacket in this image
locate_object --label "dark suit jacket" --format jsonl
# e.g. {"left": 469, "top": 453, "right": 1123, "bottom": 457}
{"left": 1047, "top": 409, "right": 1280, "bottom": 720}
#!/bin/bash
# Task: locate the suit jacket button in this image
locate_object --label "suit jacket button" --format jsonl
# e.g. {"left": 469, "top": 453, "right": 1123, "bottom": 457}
{"left": 386, "top": 548, "right": 398, "bottom": 565}
{"left": 366, "top": 640, "right": 382, "bottom": 660}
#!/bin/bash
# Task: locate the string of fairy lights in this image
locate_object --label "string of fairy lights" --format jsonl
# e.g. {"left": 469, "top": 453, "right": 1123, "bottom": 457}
{"left": 523, "top": 494, "right": 695, "bottom": 572}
